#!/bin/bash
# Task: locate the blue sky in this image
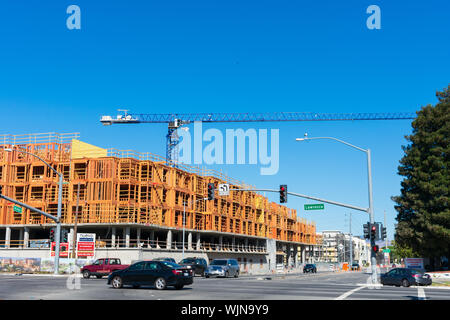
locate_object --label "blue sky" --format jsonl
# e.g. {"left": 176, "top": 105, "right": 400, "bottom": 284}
{"left": 0, "top": 1, "right": 449, "bottom": 239}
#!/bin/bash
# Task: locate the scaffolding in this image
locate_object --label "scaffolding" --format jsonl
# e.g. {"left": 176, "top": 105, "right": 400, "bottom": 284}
{"left": 0, "top": 132, "right": 316, "bottom": 244}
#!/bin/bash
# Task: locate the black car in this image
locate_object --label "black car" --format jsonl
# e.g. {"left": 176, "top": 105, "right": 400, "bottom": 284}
{"left": 380, "top": 268, "right": 432, "bottom": 287}
{"left": 351, "top": 263, "right": 360, "bottom": 271}
{"left": 153, "top": 257, "right": 176, "bottom": 263}
{"left": 303, "top": 264, "right": 317, "bottom": 273}
{"left": 178, "top": 257, "right": 208, "bottom": 276}
{"left": 107, "top": 260, "right": 193, "bottom": 290}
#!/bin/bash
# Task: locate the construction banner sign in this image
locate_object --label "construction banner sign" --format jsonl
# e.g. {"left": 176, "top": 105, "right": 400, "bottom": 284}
{"left": 76, "top": 233, "right": 96, "bottom": 257}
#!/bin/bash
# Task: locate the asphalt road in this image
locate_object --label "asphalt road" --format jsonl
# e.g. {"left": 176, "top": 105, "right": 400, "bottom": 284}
{"left": 0, "top": 271, "right": 449, "bottom": 300}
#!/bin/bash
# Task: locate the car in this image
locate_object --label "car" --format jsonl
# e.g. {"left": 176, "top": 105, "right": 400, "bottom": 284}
{"left": 205, "top": 259, "right": 240, "bottom": 278}
{"left": 81, "top": 258, "right": 129, "bottom": 279}
{"left": 178, "top": 257, "right": 208, "bottom": 276}
{"left": 303, "top": 264, "right": 317, "bottom": 273}
{"left": 107, "top": 260, "right": 193, "bottom": 290}
{"left": 153, "top": 257, "right": 176, "bottom": 263}
{"left": 351, "top": 263, "right": 360, "bottom": 271}
{"left": 380, "top": 268, "right": 432, "bottom": 287}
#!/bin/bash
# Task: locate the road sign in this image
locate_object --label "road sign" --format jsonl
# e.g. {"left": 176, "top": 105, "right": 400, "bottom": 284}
{"left": 304, "top": 204, "right": 324, "bottom": 210}
{"left": 383, "top": 249, "right": 391, "bottom": 253}
{"left": 218, "top": 184, "right": 230, "bottom": 196}
{"left": 13, "top": 205, "right": 22, "bottom": 213}
{"left": 76, "top": 233, "right": 96, "bottom": 257}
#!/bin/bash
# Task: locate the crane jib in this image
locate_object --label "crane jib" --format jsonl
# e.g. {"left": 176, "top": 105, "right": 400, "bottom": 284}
{"left": 129, "top": 112, "right": 416, "bottom": 123}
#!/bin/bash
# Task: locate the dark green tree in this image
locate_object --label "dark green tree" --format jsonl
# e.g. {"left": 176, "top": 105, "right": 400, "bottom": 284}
{"left": 392, "top": 85, "right": 450, "bottom": 268}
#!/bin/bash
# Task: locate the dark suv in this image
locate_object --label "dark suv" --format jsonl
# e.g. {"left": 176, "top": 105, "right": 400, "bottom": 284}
{"left": 303, "top": 264, "right": 317, "bottom": 273}
{"left": 178, "top": 257, "right": 208, "bottom": 276}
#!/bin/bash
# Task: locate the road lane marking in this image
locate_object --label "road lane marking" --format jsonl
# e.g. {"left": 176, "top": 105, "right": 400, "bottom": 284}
{"left": 335, "top": 285, "right": 366, "bottom": 300}
{"left": 418, "top": 287, "right": 426, "bottom": 300}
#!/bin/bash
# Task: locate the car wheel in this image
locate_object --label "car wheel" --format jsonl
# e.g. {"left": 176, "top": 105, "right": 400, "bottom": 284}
{"left": 154, "top": 277, "right": 167, "bottom": 290}
{"left": 234, "top": 271, "right": 239, "bottom": 278}
{"left": 201, "top": 271, "right": 205, "bottom": 277}
{"left": 82, "top": 270, "right": 91, "bottom": 279}
{"left": 402, "top": 279, "right": 410, "bottom": 287}
{"left": 96, "top": 275, "right": 103, "bottom": 279}
{"left": 225, "top": 271, "right": 229, "bottom": 278}
{"left": 205, "top": 275, "right": 210, "bottom": 278}
{"left": 175, "top": 284, "right": 184, "bottom": 290}
{"left": 112, "top": 276, "right": 123, "bottom": 289}
{"left": 132, "top": 284, "right": 140, "bottom": 289}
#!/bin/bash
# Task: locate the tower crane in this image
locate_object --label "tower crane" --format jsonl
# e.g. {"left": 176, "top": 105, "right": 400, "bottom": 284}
{"left": 100, "top": 110, "right": 416, "bottom": 166}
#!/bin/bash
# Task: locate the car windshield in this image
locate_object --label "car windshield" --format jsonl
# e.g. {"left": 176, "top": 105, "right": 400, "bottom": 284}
{"left": 161, "top": 261, "right": 181, "bottom": 269}
{"left": 306, "top": 264, "right": 314, "bottom": 267}
{"left": 211, "top": 260, "right": 227, "bottom": 266}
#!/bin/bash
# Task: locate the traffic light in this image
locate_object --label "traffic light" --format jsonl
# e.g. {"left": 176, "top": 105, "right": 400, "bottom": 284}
{"left": 207, "top": 183, "right": 215, "bottom": 200}
{"left": 61, "top": 229, "right": 68, "bottom": 243}
{"left": 49, "top": 228, "right": 55, "bottom": 242}
{"left": 370, "top": 224, "right": 377, "bottom": 240}
{"left": 279, "top": 185, "right": 287, "bottom": 203}
{"left": 372, "top": 245, "right": 379, "bottom": 253}
{"left": 363, "top": 223, "right": 370, "bottom": 239}
{"left": 382, "top": 226, "right": 387, "bottom": 240}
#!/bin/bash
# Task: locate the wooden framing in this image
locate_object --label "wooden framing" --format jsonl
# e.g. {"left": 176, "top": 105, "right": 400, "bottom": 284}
{"left": 0, "top": 133, "right": 316, "bottom": 244}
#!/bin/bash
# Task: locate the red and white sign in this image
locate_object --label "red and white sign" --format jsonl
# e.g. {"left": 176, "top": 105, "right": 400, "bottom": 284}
{"left": 405, "top": 258, "right": 424, "bottom": 269}
{"left": 76, "top": 233, "right": 96, "bottom": 257}
{"left": 50, "top": 242, "right": 69, "bottom": 257}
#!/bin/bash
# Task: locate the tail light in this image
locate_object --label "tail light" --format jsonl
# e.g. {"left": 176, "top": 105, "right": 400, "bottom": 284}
{"left": 413, "top": 274, "right": 420, "bottom": 278}
{"left": 172, "top": 269, "right": 182, "bottom": 275}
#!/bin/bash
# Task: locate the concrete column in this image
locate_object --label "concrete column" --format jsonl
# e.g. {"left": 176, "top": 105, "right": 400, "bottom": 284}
{"left": 232, "top": 236, "right": 236, "bottom": 251}
{"left": 5, "top": 227, "right": 11, "bottom": 248}
{"left": 149, "top": 230, "right": 155, "bottom": 247}
{"left": 167, "top": 230, "right": 172, "bottom": 249}
{"left": 293, "top": 245, "right": 298, "bottom": 268}
{"left": 287, "top": 244, "right": 293, "bottom": 267}
{"left": 267, "top": 239, "right": 276, "bottom": 273}
{"left": 301, "top": 246, "right": 306, "bottom": 264}
{"left": 136, "top": 228, "right": 141, "bottom": 247}
{"left": 19, "top": 228, "right": 24, "bottom": 242}
{"left": 24, "top": 227, "right": 30, "bottom": 248}
{"left": 111, "top": 227, "right": 116, "bottom": 247}
{"left": 196, "top": 233, "right": 201, "bottom": 250}
{"left": 244, "top": 237, "right": 248, "bottom": 251}
{"left": 188, "top": 232, "right": 193, "bottom": 250}
{"left": 125, "top": 227, "right": 130, "bottom": 248}
{"left": 219, "top": 235, "right": 223, "bottom": 251}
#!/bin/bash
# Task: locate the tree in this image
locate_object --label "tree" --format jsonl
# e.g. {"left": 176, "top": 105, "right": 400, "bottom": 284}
{"left": 392, "top": 85, "right": 450, "bottom": 268}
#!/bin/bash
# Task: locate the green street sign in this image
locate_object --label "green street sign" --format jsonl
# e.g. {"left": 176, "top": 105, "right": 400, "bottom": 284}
{"left": 383, "top": 249, "right": 391, "bottom": 253}
{"left": 13, "top": 206, "right": 22, "bottom": 214}
{"left": 304, "top": 204, "right": 324, "bottom": 210}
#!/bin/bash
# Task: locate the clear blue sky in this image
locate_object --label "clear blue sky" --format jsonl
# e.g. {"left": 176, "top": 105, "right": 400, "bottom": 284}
{"left": 0, "top": 1, "right": 449, "bottom": 240}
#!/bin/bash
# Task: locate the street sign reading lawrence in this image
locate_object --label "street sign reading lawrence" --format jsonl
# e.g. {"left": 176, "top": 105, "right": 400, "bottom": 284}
{"left": 13, "top": 205, "right": 22, "bottom": 213}
{"left": 304, "top": 204, "right": 324, "bottom": 210}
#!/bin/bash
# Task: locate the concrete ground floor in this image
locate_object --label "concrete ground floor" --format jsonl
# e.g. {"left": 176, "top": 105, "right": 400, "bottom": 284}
{"left": 0, "top": 224, "right": 318, "bottom": 275}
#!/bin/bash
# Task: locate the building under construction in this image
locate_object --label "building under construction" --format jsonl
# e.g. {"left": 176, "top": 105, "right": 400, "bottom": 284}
{"left": 0, "top": 133, "right": 317, "bottom": 273}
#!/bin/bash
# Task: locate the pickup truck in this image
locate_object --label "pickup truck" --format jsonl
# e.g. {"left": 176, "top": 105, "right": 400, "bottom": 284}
{"left": 81, "top": 258, "right": 129, "bottom": 279}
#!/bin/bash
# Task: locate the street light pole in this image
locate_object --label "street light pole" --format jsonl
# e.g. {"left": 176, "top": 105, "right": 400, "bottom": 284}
{"left": 296, "top": 136, "right": 378, "bottom": 283}
{"left": 5, "top": 147, "right": 63, "bottom": 275}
